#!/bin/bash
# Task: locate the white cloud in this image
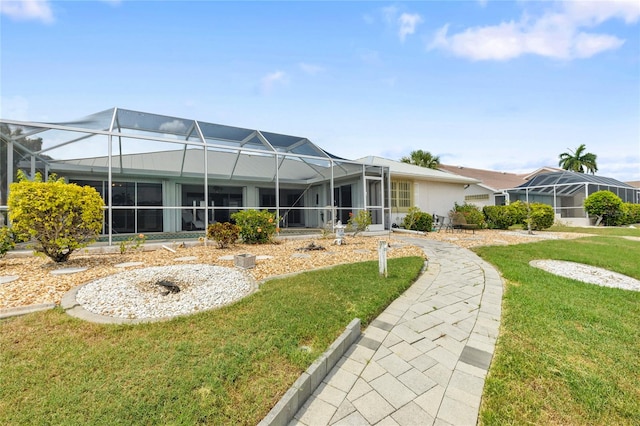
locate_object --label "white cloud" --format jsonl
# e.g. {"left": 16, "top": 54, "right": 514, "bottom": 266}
{"left": 379, "top": 6, "right": 422, "bottom": 42}
{"left": 159, "top": 119, "right": 187, "bottom": 133}
{"left": 564, "top": 0, "right": 640, "bottom": 26}
{"left": 0, "top": 0, "right": 54, "bottom": 24}
{"left": 428, "top": 0, "right": 638, "bottom": 61}
{"left": 260, "top": 71, "right": 287, "bottom": 94}
{"left": 299, "top": 63, "right": 324, "bottom": 75}
{"left": 398, "top": 13, "right": 423, "bottom": 42}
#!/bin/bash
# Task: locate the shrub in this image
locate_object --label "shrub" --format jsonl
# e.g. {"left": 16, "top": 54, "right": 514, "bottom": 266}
{"left": 507, "top": 201, "right": 528, "bottom": 224}
{"left": 452, "top": 202, "right": 486, "bottom": 228}
{"left": 347, "top": 210, "right": 372, "bottom": 236}
{"left": 0, "top": 227, "right": 15, "bottom": 258}
{"left": 402, "top": 207, "right": 433, "bottom": 232}
{"left": 622, "top": 202, "right": 640, "bottom": 225}
{"left": 483, "top": 205, "right": 514, "bottom": 229}
{"left": 231, "top": 209, "right": 278, "bottom": 244}
{"left": 207, "top": 222, "right": 240, "bottom": 248}
{"left": 584, "top": 190, "right": 623, "bottom": 226}
{"left": 522, "top": 203, "right": 555, "bottom": 231}
{"left": 119, "top": 234, "right": 146, "bottom": 255}
{"left": 483, "top": 202, "right": 528, "bottom": 229}
{"left": 8, "top": 171, "right": 104, "bottom": 263}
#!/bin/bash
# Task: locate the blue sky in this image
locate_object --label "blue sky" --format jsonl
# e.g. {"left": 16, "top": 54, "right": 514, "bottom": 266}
{"left": 1, "top": 0, "right": 639, "bottom": 181}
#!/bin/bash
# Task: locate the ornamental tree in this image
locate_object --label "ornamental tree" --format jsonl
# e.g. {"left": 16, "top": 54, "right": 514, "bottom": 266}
{"left": 584, "top": 190, "right": 623, "bottom": 226}
{"left": 8, "top": 171, "right": 104, "bottom": 262}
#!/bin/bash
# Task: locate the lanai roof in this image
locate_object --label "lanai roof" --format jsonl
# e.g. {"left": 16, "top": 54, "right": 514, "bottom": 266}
{"left": 509, "top": 170, "right": 636, "bottom": 196}
{"left": 1, "top": 108, "right": 368, "bottom": 183}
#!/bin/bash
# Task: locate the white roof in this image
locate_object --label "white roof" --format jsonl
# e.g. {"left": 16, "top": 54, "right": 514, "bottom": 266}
{"left": 358, "top": 156, "right": 479, "bottom": 184}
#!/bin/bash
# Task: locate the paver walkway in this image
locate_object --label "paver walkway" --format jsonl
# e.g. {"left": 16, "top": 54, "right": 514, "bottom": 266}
{"left": 290, "top": 237, "right": 503, "bottom": 426}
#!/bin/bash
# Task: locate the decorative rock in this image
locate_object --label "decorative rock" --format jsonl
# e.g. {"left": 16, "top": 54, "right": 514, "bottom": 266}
{"left": 50, "top": 267, "right": 88, "bottom": 275}
{"left": 114, "top": 262, "right": 144, "bottom": 268}
{"left": 75, "top": 264, "right": 255, "bottom": 319}
{"left": 530, "top": 260, "right": 640, "bottom": 292}
{"left": 0, "top": 275, "right": 19, "bottom": 285}
{"left": 217, "top": 255, "right": 234, "bottom": 261}
{"left": 291, "top": 253, "right": 311, "bottom": 259}
{"left": 174, "top": 256, "right": 197, "bottom": 262}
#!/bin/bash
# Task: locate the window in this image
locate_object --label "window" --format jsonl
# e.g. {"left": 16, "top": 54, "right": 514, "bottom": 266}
{"left": 464, "top": 194, "right": 490, "bottom": 202}
{"left": 391, "top": 180, "right": 413, "bottom": 212}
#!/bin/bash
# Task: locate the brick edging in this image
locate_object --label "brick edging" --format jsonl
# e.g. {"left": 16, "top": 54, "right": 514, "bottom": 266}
{"left": 258, "top": 318, "right": 361, "bottom": 426}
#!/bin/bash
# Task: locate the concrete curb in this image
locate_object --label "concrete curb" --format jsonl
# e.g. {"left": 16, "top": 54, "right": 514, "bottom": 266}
{"left": 0, "top": 303, "right": 56, "bottom": 319}
{"left": 258, "top": 318, "right": 362, "bottom": 426}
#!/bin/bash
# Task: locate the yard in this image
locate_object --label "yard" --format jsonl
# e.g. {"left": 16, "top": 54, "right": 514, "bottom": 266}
{"left": 476, "top": 233, "right": 640, "bottom": 425}
{"left": 1, "top": 226, "right": 639, "bottom": 424}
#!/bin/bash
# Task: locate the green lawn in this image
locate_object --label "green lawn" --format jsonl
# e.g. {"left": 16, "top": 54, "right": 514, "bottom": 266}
{"left": 550, "top": 224, "right": 640, "bottom": 237}
{"left": 475, "top": 235, "right": 640, "bottom": 425}
{"left": 0, "top": 257, "right": 425, "bottom": 425}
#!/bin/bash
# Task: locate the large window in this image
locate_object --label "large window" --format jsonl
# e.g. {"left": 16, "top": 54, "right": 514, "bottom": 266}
{"left": 70, "top": 180, "right": 163, "bottom": 234}
{"left": 391, "top": 180, "right": 413, "bottom": 212}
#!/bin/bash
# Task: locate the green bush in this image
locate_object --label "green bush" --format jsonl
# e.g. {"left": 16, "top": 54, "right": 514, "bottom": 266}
{"left": 622, "top": 202, "right": 640, "bottom": 225}
{"left": 402, "top": 207, "right": 433, "bottom": 232}
{"left": 231, "top": 209, "right": 278, "bottom": 244}
{"left": 483, "top": 201, "right": 530, "bottom": 230}
{"left": 584, "top": 191, "right": 623, "bottom": 226}
{"left": 523, "top": 203, "right": 555, "bottom": 231}
{"left": 0, "top": 227, "right": 15, "bottom": 258}
{"left": 452, "top": 202, "right": 486, "bottom": 228}
{"left": 8, "top": 171, "right": 104, "bottom": 263}
{"left": 347, "top": 210, "right": 372, "bottom": 236}
{"left": 483, "top": 205, "right": 514, "bottom": 229}
{"left": 207, "top": 222, "right": 240, "bottom": 248}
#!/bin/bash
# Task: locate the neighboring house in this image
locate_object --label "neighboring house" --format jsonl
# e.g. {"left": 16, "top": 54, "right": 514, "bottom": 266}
{"left": 358, "top": 156, "right": 479, "bottom": 227}
{"left": 506, "top": 171, "right": 639, "bottom": 226}
{"left": 438, "top": 164, "right": 532, "bottom": 207}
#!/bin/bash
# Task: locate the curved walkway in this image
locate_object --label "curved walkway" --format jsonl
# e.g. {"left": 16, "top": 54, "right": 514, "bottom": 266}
{"left": 290, "top": 237, "right": 503, "bottom": 426}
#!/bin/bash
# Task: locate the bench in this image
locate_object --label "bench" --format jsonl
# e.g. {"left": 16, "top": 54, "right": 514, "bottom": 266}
{"left": 450, "top": 212, "right": 479, "bottom": 234}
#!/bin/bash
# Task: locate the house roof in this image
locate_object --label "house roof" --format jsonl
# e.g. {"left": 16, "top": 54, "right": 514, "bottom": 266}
{"left": 627, "top": 181, "right": 640, "bottom": 188}
{"left": 358, "top": 156, "right": 478, "bottom": 184}
{"left": 438, "top": 164, "right": 527, "bottom": 191}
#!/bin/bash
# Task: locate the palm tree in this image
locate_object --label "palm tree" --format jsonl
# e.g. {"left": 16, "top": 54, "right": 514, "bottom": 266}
{"left": 400, "top": 149, "right": 441, "bottom": 169}
{"left": 558, "top": 144, "right": 598, "bottom": 174}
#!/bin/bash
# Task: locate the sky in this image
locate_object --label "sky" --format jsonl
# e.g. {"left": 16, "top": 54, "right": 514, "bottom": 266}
{"left": 1, "top": 0, "right": 639, "bottom": 182}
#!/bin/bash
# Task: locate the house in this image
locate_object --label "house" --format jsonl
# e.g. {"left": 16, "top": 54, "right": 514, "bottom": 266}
{"left": 506, "top": 170, "right": 639, "bottom": 226}
{"left": 1, "top": 108, "right": 391, "bottom": 243}
{"left": 438, "top": 164, "right": 563, "bottom": 208}
{"left": 358, "top": 156, "right": 479, "bottom": 227}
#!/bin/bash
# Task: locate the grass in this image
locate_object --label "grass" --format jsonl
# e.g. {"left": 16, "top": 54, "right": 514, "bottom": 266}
{"left": 0, "top": 256, "right": 425, "bottom": 425}
{"left": 475, "top": 235, "right": 640, "bottom": 425}
{"left": 550, "top": 223, "right": 640, "bottom": 237}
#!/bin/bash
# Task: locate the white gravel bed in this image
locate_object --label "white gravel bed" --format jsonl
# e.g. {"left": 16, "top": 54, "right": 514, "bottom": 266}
{"left": 530, "top": 260, "right": 640, "bottom": 292}
{"left": 76, "top": 264, "right": 255, "bottom": 319}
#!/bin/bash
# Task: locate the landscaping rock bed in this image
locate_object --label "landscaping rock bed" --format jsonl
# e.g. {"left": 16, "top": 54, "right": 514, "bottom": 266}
{"left": 0, "top": 231, "right": 590, "bottom": 311}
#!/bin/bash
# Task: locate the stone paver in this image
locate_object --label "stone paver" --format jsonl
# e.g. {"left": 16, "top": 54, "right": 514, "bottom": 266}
{"left": 289, "top": 237, "right": 503, "bottom": 426}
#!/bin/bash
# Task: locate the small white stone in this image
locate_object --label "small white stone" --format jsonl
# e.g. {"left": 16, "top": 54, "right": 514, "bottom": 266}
{"left": 76, "top": 264, "right": 255, "bottom": 319}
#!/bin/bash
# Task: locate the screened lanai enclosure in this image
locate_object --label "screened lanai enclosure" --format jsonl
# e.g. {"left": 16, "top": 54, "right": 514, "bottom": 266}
{"left": 1, "top": 108, "right": 390, "bottom": 243}
{"left": 506, "top": 171, "right": 639, "bottom": 226}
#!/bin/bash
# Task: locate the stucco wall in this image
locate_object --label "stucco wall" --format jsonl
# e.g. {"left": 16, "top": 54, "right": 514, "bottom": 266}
{"left": 390, "top": 179, "right": 466, "bottom": 227}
